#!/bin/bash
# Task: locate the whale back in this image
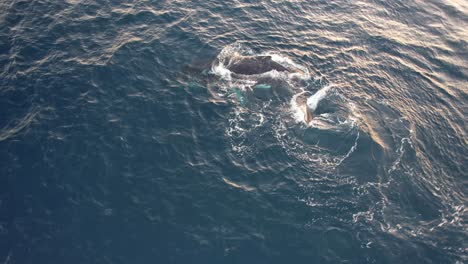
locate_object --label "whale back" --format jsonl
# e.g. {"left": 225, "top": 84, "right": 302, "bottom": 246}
{"left": 228, "top": 56, "right": 290, "bottom": 75}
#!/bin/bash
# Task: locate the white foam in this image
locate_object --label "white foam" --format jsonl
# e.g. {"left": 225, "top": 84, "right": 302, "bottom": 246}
{"left": 336, "top": 129, "right": 359, "bottom": 166}
{"left": 290, "top": 91, "right": 309, "bottom": 124}
{"left": 268, "top": 53, "right": 311, "bottom": 80}
{"left": 212, "top": 63, "right": 232, "bottom": 81}
{"left": 211, "top": 43, "right": 245, "bottom": 81}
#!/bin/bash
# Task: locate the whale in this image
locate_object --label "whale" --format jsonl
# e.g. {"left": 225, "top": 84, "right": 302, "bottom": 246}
{"left": 183, "top": 47, "right": 321, "bottom": 124}
{"left": 226, "top": 55, "right": 290, "bottom": 75}
{"left": 210, "top": 54, "right": 308, "bottom": 103}
{"left": 212, "top": 52, "right": 321, "bottom": 125}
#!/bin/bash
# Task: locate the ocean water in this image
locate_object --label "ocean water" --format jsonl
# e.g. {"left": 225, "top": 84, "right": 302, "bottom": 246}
{"left": 0, "top": 0, "right": 467, "bottom": 263}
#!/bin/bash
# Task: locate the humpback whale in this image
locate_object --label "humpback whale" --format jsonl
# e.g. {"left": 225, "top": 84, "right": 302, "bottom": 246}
{"left": 211, "top": 54, "right": 308, "bottom": 103}
{"left": 226, "top": 55, "right": 290, "bottom": 75}
{"left": 183, "top": 44, "right": 325, "bottom": 125}
{"left": 211, "top": 51, "right": 320, "bottom": 124}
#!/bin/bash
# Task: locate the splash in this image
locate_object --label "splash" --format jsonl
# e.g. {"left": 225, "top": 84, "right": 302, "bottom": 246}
{"left": 290, "top": 85, "right": 333, "bottom": 125}
{"left": 290, "top": 91, "right": 311, "bottom": 124}
{"left": 307, "top": 84, "right": 333, "bottom": 111}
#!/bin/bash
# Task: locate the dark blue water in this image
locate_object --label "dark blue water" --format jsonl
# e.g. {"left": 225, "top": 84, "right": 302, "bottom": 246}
{"left": 1, "top": 0, "right": 467, "bottom": 263}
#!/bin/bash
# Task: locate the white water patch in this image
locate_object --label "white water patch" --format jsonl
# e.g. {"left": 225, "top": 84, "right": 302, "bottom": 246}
{"left": 267, "top": 53, "right": 311, "bottom": 80}
{"left": 225, "top": 102, "right": 269, "bottom": 156}
{"left": 290, "top": 90, "right": 310, "bottom": 124}
{"left": 212, "top": 62, "right": 232, "bottom": 81}
{"left": 210, "top": 43, "right": 248, "bottom": 83}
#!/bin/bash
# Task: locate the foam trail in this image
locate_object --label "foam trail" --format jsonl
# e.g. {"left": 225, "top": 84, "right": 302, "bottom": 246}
{"left": 307, "top": 85, "right": 333, "bottom": 111}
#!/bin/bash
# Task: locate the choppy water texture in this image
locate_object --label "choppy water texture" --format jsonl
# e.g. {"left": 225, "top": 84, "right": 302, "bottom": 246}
{"left": 1, "top": 0, "right": 467, "bottom": 263}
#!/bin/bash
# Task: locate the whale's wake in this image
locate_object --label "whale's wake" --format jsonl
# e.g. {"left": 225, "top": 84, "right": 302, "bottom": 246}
{"left": 208, "top": 43, "right": 364, "bottom": 171}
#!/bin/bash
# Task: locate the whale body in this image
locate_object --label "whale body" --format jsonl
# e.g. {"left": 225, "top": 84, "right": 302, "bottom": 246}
{"left": 227, "top": 55, "right": 290, "bottom": 75}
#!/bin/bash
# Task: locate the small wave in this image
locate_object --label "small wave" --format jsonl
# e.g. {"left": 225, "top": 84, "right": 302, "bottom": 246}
{"left": 222, "top": 177, "right": 255, "bottom": 191}
{"left": 0, "top": 108, "right": 40, "bottom": 141}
